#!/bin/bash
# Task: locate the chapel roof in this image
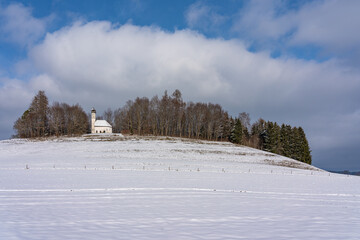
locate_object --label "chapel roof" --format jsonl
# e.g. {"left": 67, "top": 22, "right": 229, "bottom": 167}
{"left": 94, "top": 120, "right": 112, "bottom": 127}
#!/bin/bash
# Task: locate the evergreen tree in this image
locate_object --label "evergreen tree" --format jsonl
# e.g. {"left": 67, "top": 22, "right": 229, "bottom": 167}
{"left": 271, "top": 122, "right": 281, "bottom": 154}
{"left": 262, "top": 121, "right": 281, "bottom": 154}
{"left": 250, "top": 118, "right": 266, "bottom": 149}
{"left": 230, "top": 119, "right": 243, "bottom": 144}
{"left": 290, "top": 127, "right": 301, "bottom": 160}
{"left": 298, "top": 127, "right": 312, "bottom": 164}
{"left": 280, "top": 124, "right": 292, "bottom": 157}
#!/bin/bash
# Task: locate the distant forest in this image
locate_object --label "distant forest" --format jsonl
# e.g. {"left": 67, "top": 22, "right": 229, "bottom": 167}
{"left": 14, "top": 90, "right": 312, "bottom": 165}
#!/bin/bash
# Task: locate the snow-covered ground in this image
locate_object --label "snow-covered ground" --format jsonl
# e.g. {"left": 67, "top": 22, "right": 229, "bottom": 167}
{"left": 0, "top": 135, "right": 359, "bottom": 239}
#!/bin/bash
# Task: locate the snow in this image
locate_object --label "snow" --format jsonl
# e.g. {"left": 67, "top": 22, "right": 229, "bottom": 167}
{"left": 0, "top": 135, "right": 359, "bottom": 239}
{"left": 94, "top": 120, "right": 112, "bottom": 127}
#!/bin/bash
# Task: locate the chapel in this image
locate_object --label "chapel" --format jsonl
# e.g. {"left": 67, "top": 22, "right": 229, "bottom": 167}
{"left": 91, "top": 108, "right": 113, "bottom": 134}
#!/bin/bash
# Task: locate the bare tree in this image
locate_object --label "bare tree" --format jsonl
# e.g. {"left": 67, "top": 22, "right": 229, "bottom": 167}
{"left": 185, "top": 102, "right": 195, "bottom": 138}
{"left": 103, "top": 108, "right": 114, "bottom": 126}
{"left": 171, "top": 89, "right": 185, "bottom": 137}
{"left": 133, "top": 97, "right": 149, "bottom": 135}
{"left": 159, "top": 91, "right": 170, "bottom": 135}
{"left": 149, "top": 95, "right": 160, "bottom": 135}
{"left": 113, "top": 108, "right": 125, "bottom": 133}
{"left": 239, "top": 112, "right": 251, "bottom": 130}
{"left": 49, "top": 102, "right": 65, "bottom": 136}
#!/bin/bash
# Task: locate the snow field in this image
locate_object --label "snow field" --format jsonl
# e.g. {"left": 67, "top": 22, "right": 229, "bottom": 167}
{"left": 0, "top": 136, "right": 359, "bottom": 239}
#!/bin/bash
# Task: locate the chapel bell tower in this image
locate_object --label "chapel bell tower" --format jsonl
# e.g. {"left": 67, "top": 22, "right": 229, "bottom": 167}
{"left": 91, "top": 107, "right": 96, "bottom": 134}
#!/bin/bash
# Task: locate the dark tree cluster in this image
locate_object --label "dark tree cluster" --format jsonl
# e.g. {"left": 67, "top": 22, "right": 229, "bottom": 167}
{"left": 230, "top": 118, "right": 312, "bottom": 165}
{"left": 14, "top": 91, "right": 89, "bottom": 138}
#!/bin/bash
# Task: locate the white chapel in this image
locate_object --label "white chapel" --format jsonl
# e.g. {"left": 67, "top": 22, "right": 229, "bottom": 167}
{"left": 91, "top": 108, "right": 113, "bottom": 134}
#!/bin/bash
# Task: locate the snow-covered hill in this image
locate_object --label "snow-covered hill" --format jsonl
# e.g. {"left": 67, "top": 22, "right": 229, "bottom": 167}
{"left": 0, "top": 135, "right": 359, "bottom": 239}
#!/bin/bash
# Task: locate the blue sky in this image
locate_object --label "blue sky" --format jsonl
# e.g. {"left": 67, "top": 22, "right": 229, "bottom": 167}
{"left": 0, "top": 0, "right": 360, "bottom": 171}
{"left": 0, "top": 0, "right": 329, "bottom": 69}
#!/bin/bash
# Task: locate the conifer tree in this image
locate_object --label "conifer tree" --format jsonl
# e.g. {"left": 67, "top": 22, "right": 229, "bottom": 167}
{"left": 298, "top": 127, "right": 312, "bottom": 164}
{"left": 290, "top": 127, "right": 301, "bottom": 160}
{"left": 280, "top": 124, "right": 292, "bottom": 157}
{"left": 250, "top": 118, "right": 266, "bottom": 149}
{"left": 262, "top": 121, "right": 281, "bottom": 154}
{"left": 230, "top": 119, "right": 243, "bottom": 144}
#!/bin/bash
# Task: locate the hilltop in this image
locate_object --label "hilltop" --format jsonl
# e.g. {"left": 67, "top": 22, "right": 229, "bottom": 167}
{"left": 14, "top": 90, "right": 312, "bottom": 166}
{"left": 3, "top": 134, "right": 317, "bottom": 173}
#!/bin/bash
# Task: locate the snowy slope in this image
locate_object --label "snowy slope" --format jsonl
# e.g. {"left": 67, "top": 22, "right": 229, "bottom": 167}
{"left": 0, "top": 135, "right": 359, "bottom": 239}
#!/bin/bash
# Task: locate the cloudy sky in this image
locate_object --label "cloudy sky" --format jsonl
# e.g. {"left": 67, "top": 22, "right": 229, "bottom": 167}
{"left": 0, "top": 0, "right": 359, "bottom": 171}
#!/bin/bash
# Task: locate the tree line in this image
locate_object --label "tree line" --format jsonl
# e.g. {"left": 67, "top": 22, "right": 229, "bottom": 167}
{"left": 14, "top": 90, "right": 311, "bottom": 164}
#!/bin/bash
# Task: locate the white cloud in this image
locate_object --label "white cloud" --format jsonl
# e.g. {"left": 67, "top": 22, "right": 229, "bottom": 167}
{"left": 232, "top": 0, "right": 295, "bottom": 40}
{"left": 25, "top": 21, "right": 360, "bottom": 114}
{"left": 0, "top": 77, "right": 35, "bottom": 139}
{"left": 29, "top": 74, "right": 61, "bottom": 97}
{"left": 0, "top": 3, "right": 52, "bottom": 47}
{"left": 291, "top": 0, "right": 360, "bottom": 48}
{"left": 232, "top": 0, "right": 360, "bottom": 64}
{"left": 0, "top": 78, "right": 33, "bottom": 110}
{"left": 185, "top": 1, "right": 227, "bottom": 32}
{"left": 28, "top": 22, "right": 234, "bottom": 102}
